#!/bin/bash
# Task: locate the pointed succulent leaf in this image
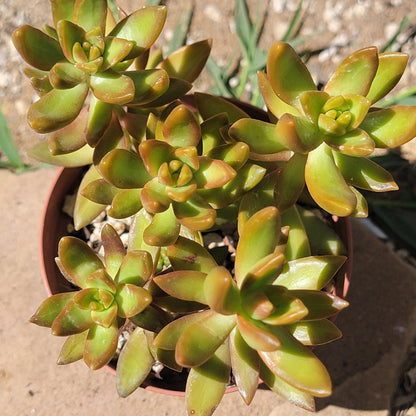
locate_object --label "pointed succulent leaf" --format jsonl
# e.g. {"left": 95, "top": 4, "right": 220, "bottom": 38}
{"left": 85, "top": 268, "right": 117, "bottom": 292}
{"left": 117, "top": 327, "right": 154, "bottom": 397}
{"left": 128, "top": 210, "right": 163, "bottom": 265}
{"left": 115, "top": 284, "right": 152, "bottom": 318}
{"left": 156, "top": 348, "right": 182, "bottom": 372}
{"left": 49, "top": 61, "right": 87, "bottom": 89}
{"left": 276, "top": 255, "right": 347, "bottom": 290}
{"left": 154, "top": 310, "right": 212, "bottom": 350}
{"left": 305, "top": 144, "right": 357, "bottom": 216}
{"left": 86, "top": 96, "right": 113, "bottom": 146}
{"left": 333, "top": 151, "right": 398, "bottom": 191}
{"left": 57, "top": 331, "right": 88, "bottom": 365}
{"left": 281, "top": 205, "right": 311, "bottom": 261}
{"left": 160, "top": 39, "right": 212, "bottom": 83}
{"left": 242, "top": 252, "right": 285, "bottom": 291}
{"left": 237, "top": 315, "right": 281, "bottom": 352}
{"left": 200, "top": 163, "right": 266, "bottom": 209}
{"left": 259, "top": 327, "right": 332, "bottom": 396}
{"left": 185, "top": 342, "right": 230, "bottom": 416}
{"left": 115, "top": 250, "right": 153, "bottom": 287}
{"left": 91, "top": 117, "right": 125, "bottom": 166}
{"left": 288, "top": 319, "right": 342, "bottom": 346}
{"left": 154, "top": 270, "right": 207, "bottom": 304}
{"left": 81, "top": 179, "right": 119, "bottom": 205}
{"left": 84, "top": 322, "right": 118, "bottom": 369}
{"left": 206, "top": 142, "right": 249, "bottom": 170}
{"left": 56, "top": 20, "right": 85, "bottom": 62}
{"left": 297, "top": 207, "right": 347, "bottom": 256}
{"left": 139, "top": 139, "right": 174, "bottom": 176}
{"left": 259, "top": 361, "right": 315, "bottom": 411}
{"left": 167, "top": 236, "right": 217, "bottom": 273}
{"left": 194, "top": 157, "right": 236, "bottom": 189}
{"left": 90, "top": 71, "right": 135, "bottom": 105}
{"left": 108, "top": 189, "right": 143, "bottom": 219}
{"left": 73, "top": 0, "right": 107, "bottom": 32}
{"left": 166, "top": 181, "right": 197, "bottom": 203}
{"left": 262, "top": 286, "right": 309, "bottom": 325}
{"left": 204, "top": 266, "right": 240, "bottom": 315}
{"left": 143, "top": 206, "right": 181, "bottom": 246}
{"left": 153, "top": 296, "right": 205, "bottom": 313}
{"left": 51, "top": 0, "right": 75, "bottom": 26}
{"left": 242, "top": 290, "right": 275, "bottom": 321}
{"left": 101, "top": 37, "right": 133, "bottom": 70}
{"left": 324, "top": 46, "right": 378, "bottom": 97}
{"left": 360, "top": 106, "right": 416, "bottom": 148}
{"left": 129, "top": 304, "right": 171, "bottom": 333}
{"left": 58, "top": 236, "right": 104, "bottom": 288}
{"left": 237, "top": 173, "right": 276, "bottom": 234}
{"left": 28, "top": 82, "right": 89, "bottom": 133}
{"left": 300, "top": 91, "right": 330, "bottom": 123}
{"left": 174, "top": 146, "right": 199, "bottom": 170}
{"left": 12, "top": 25, "right": 65, "bottom": 71}
{"left": 48, "top": 107, "right": 88, "bottom": 155}
{"left": 73, "top": 287, "right": 103, "bottom": 310}
{"left": 30, "top": 292, "right": 77, "bottom": 327}
{"left": 100, "top": 223, "right": 126, "bottom": 277}
{"left": 367, "top": 52, "right": 409, "bottom": 104}
{"left": 275, "top": 153, "right": 307, "bottom": 213}
{"left": 229, "top": 327, "right": 260, "bottom": 405}
{"left": 141, "top": 179, "right": 171, "bottom": 214}
{"left": 235, "top": 206, "right": 281, "bottom": 286}
{"left": 99, "top": 148, "right": 151, "bottom": 188}
{"left": 176, "top": 312, "right": 236, "bottom": 367}
{"left": 173, "top": 195, "right": 216, "bottom": 231}
{"left": 24, "top": 67, "right": 53, "bottom": 95}
{"left": 51, "top": 300, "right": 95, "bottom": 335}
{"left": 338, "top": 94, "right": 371, "bottom": 129}
{"left": 325, "top": 128, "right": 375, "bottom": 156}
{"left": 267, "top": 42, "right": 316, "bottom": 108}
{"left": 200, "top": 113, "right": 229, "bottom": 155}
{"left": 109, "top": 6, "right": 167, "bottom": 59}
{"left": 120, "top": 111, "right": 147, "bottom": 144}
{"left": 123, "top": 69, "right": 169, "bottom": 105}
{"left": 257, "top": 71, "right": 301, "bottom": 119}
{"left": 229, "top": 118, "right": 288, "bottom": 156}
{"left": 162, "top": 104, "right": 201, "bottom": 148}
{"left": 350, "top": 187, "right": 368, "bottom": 217}
{"left": 195, "top": 92, "right": 249, "bottom": 123}
{"left": 139, "top": 77, "right": 192, "bottom": 108}
{"left": 288, "top": 290, "right": 349, "bottom": 320}
{"left": 74, "top": 165, "right": 106, "bottom": 230}
{"left": 275, "top": 114, "right": 321, "bottom": 154}
{"left": 90, "top": 302, "right": 118, "bottom": 327}
{"left": 292, "top": 115, "right": 323, "bottom": 152}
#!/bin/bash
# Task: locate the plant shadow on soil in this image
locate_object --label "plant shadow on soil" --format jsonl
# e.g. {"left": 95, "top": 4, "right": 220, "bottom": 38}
{"left": 312, "top": 221, "right": 416, "bottom": 411}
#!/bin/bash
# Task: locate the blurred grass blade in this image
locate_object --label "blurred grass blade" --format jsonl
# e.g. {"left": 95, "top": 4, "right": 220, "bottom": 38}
{"left": 167, "top": 4, "right": 194, "bottom": 55}
{"left": 380, "top": 16, "right": 409, "bottom": 53}
{"left": 281, "top": 0, "right": 303, "bottom": 42}
{"left": 0, "top": 106, "right": 27, "bottom": 171}
{"left": 206, "top": 58, "right": 233, "bottom": 97}
{"left": 234, "top": 0, "right": 253, "bottom": 57}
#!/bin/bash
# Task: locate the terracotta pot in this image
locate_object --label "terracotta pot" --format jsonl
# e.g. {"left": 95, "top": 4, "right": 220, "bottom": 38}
{"left": 39, "top": 96, "right": 353, "bottom": 396}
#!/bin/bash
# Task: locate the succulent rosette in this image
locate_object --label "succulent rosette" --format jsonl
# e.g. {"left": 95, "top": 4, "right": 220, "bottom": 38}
{"left": 79, "top": 100, "right": 267, "bottom": 246}
{"left": 30, "top": 224, "right": 154, "bottom": 370}
{"left": 229, "top": 42, "right": 416, "bottom": 216}
{"left": 12, "top": 1, "right": 211, "bottom": 167}
{"left": 150, "top": 207, "right": 348, "bottom": 414}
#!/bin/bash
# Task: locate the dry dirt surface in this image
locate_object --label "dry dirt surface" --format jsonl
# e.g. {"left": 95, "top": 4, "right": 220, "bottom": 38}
{"left": 1, "top": 0, "right": 416, "bottom": 165}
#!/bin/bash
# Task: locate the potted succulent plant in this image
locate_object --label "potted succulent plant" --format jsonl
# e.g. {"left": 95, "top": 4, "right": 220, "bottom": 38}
{"left": 12, "top": 0, "right": 416, "bottom": 414}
